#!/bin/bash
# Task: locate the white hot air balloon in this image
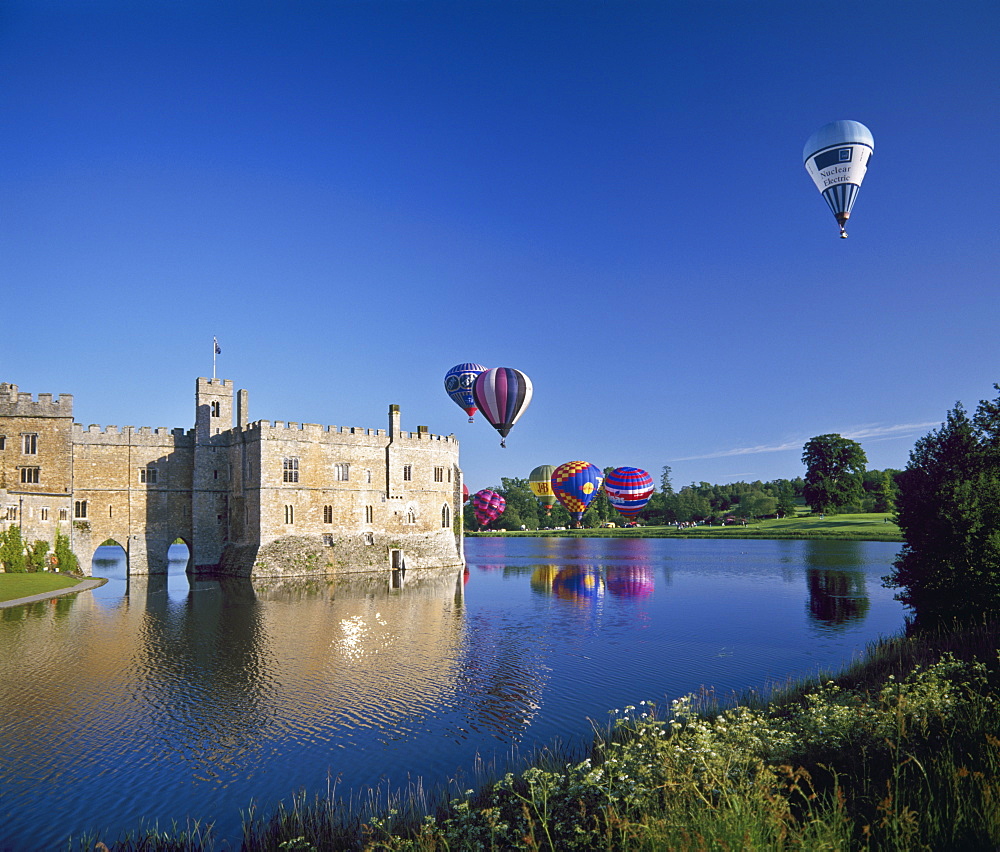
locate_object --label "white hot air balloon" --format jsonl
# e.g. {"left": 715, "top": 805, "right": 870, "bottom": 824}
{"left": 803, "top": 120, "right": 874, "bottom": 238}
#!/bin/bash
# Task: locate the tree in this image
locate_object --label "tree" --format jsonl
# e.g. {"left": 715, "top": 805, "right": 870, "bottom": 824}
{"left": 660, "top": 465, "right": 674, "bottom": 495}
{"left": 801, "top": 434, "right": 867, "bottom": 513}
{"left": 736, "top": 492, "right": 777, "bottom": 520}
{"left": 883, "top": 393, "right": 1000, "bottom": 628}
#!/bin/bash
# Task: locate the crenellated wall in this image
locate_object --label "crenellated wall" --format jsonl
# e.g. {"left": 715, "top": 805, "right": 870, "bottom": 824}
{"left": 0, "top": 377, "right": 464, "bottom": 580}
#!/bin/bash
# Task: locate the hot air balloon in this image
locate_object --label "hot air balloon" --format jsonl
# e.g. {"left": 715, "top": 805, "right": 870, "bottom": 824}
{"left": 528, "top": 464, "right": 557, "bottom": 516}
{"left": 444, "top": 363, "right": 488, "bottom": 422}
{"left": 462, "top": 483, "right": 470, "bottom": 502}
{"left": 803, "top": 120, "right": 874, "bottom": 238}
{"left": 550, "top": 461, "right": 604, "bottom": 526}
{"left": 473, "top": 367, "right": 533, "bottom": 448}
{"left": 472, "top": 489, "right": 506, "bottom": 529}
{"left": 604, "top": 466, "right": 654, "bottom": 522}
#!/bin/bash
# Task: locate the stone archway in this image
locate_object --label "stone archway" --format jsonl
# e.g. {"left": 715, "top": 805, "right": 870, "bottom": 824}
{"left": 91, "top": 539, "right": 128, "bottom": 580}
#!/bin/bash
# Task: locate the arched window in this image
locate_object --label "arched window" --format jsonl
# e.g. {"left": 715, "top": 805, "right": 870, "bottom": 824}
{"left": 442, "top": 504, "right": 451, "bottom": 528}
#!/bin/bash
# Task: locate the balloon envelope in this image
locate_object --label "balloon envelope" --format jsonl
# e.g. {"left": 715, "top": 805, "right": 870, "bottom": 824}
{"left": 551, "top": 461, "right": 604, "bottom": 523}
{"left": 803, "top": 120, "right": 874, "bottom": 238}
{"left": 472, "top": 489, "right": 506, "bottom": 527}
{"left": 604, "top": 466, "right": 654, "bottom": 520}
{"left": 473, "top": 367, "right": 533, "bottom": 446}
{"left": 444, "top": 363, "right": 488, "bottom": 421}
{"left": 528, "top": 464, "right": 557, "bottom": 513}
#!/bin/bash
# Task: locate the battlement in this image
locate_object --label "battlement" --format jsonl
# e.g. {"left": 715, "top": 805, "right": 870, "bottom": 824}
{"left": 246, "top": 420, "right": 389, "bottom": 444}
{"left": 197, "top": 377, "right": 234, "bottom": 389}
{"left": 72, "top": 423, "right": 193, "bottom": 447}
{"left": 0, "top": 383, "right": 74, "bottom": 417}
{"left": 243, "top": 420, "right": 457, "bottom": 446}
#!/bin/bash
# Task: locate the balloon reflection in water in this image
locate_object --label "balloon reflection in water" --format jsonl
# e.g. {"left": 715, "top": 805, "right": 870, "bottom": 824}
{"left": 551, "top": 566, "right": 605, "bottom": 603}
{"left": 529, "top": 565, "right": 559, "bottom": 594}
{"left": 605, "top": 565, "right": 654, "bottom": 599}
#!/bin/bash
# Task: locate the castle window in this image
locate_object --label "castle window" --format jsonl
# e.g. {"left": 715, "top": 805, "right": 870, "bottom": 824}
{"left": 403, "top": 465, "right": 412, "bottom": 482}
{"left": 363, "top": 532, "right": 374, "bottom": 545}
{"left": 5, "top": 507, "right": 16, "bottom": 521}
{"left": 335, "top": 463, "right": 350, "bottom": 482}
{"left": 22, "top": 433, "right": 37, "bottom": 455}
{"left": 323, "top": 534, "right": 334, "bottom": 546}
{"left": 434, "top": 467, "right": 444, "bottom": 482}
{"left": 283, "top": 458, "right": 299, "bottom": 483}
{"left": 59, "top": 508, "right": 68, "bottom": 521}
{"left": 406, "top": 508, "right": 416, "bottom": 524}
{"left": 74, "top": 500, "right": 88, "bottom": 519}
{"left": 365, "top": 469, "right": 372, "bottom": 484}
{"left": 365, "top": 505, "right": 374, "bottom": 524}
{"left": 20, "top": 467, "right": 40, "bottom": 484}
{"left": 211, "top": 401, "right": 221, "bottom": 417}
{"left": 442, "top": 504, "right": 451, "bottom": 528}
{"left": 324, "top": 505, "right": 333, "bottom": 523}
{"left": 284, "top": 504, "right": 294, "bottom": 524}
{"left": 40, "top": 508, "right": 49, "bottom": 521}
{"left": 139, "top": 468, "right": 158, "bottom": 484}
{"left": 0, "top": 436, "right": 6, "bottom": 450}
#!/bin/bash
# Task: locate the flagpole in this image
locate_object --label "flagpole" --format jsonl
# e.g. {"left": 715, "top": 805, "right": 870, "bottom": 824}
{"left": 213, "top": 337, "right": 218, "bottom": 380}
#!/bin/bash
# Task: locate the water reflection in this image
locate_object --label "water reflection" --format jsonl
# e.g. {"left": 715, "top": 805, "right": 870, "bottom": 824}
{"left": 1, "top": 538, "right": 905, "bottom": 850}
{"left": 803, "top": 540, "right": 871, "bottom": 628}
{"left": 552, "top": 566, "right": 605, "bottom": 604}
{"left": 807, "top": 570, "right": 870, "bottom": 627}
{"left": 530, "top": 563, "right": 654, "bottom": 601}
{"left": 606, "top": 566, "right": 655, "bottom": 599}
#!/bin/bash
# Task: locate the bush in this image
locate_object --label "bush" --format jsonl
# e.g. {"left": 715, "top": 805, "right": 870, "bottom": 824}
{"left": 0, "top": 526, "right": 27, "bottom": 573}
{"left": 53, "top": 530, "right": 80, "bottom": 574}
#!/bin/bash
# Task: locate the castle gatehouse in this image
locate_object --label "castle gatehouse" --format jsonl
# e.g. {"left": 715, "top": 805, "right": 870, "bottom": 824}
{"left": 0, "top": 378, "right": 465, "bottom": 578}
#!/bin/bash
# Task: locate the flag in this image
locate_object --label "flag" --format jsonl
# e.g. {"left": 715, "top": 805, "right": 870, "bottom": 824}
{"left": 214, "top": 337, "right": 222, "bottom": 355}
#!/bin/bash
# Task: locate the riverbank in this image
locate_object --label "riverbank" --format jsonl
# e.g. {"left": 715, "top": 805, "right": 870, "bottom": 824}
{"left": 0, "top": 573, "right": 105, "bottom": 607}
{"left": 468, "top": 512, "right": 903, "bottom": 542}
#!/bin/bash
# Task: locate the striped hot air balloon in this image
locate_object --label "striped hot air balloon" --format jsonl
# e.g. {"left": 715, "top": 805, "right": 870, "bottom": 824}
{"left": 550, "top": 461, "right": 603, "bottom": 526}
{"left": 803, "top": 120, "right": 874, "bottom": 239}
{"left": 472, "top": 489, "right": 506, "bottom": 529}
{"left": 472, "top": 367, "right": 533, "bottom": 448}
{"left": 444, "top": 363, "right": 488, "bottom": 422}
{"left": 604, "top": 466, "right": 654, "bottom": 521}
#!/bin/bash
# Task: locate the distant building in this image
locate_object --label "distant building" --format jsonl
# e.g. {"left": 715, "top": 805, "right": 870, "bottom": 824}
{"left": 0, "top": 378, "right": 464, "bottom": 577}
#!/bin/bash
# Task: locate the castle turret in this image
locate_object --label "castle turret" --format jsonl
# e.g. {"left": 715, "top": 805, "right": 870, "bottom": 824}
{"left": 192, "top": 378, "right": 234, "bottom": 569}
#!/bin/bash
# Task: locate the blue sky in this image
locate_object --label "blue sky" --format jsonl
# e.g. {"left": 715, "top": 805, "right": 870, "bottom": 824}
{"left": 3, "top": 1, "right": 998, "bottom": 494}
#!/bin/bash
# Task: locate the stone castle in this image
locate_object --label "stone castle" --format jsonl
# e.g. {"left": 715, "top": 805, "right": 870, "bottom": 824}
{"left": 0, "top": 377, "right": 465, "bottom": 578}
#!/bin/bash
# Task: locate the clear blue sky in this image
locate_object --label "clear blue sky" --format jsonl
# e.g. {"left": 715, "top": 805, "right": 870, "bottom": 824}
{"left": 3, "top": 1, "right": 998, "bottom": 494}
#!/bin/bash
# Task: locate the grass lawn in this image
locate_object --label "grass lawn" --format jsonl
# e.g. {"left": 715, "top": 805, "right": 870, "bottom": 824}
{"left": 0, "top": 572, "right": 82, "bottom": 603}
{"left": 471, "top": 513, "right": 902, "bottom": 541}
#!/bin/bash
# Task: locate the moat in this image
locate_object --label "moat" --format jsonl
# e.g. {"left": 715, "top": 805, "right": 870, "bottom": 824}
{"left": 0, "top": 537, "right": 905, "bottom": 849}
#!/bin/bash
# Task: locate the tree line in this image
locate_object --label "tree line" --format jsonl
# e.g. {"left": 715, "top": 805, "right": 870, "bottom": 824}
{"left": 465, "top": 445, "right": 901, "bottom": 532}
{"left": 466, "top": 381, "right": 1000, "bottom": 630}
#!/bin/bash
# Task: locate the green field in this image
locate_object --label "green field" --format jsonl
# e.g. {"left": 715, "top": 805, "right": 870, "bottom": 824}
{"left": 0, "top": 572, "right": 82, "bottom": 603}
{"left": 470, "top": 513, "right": 902, "bottom": 542}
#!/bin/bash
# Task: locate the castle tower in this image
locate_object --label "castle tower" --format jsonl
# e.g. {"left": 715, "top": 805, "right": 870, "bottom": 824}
{"left": 192, "top": 378, "right": 234, "bottom": 570}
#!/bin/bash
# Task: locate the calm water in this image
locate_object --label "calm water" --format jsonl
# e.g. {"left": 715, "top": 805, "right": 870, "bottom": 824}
{"left": 0, "top": 537, "right": 904, "bottom": 849}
